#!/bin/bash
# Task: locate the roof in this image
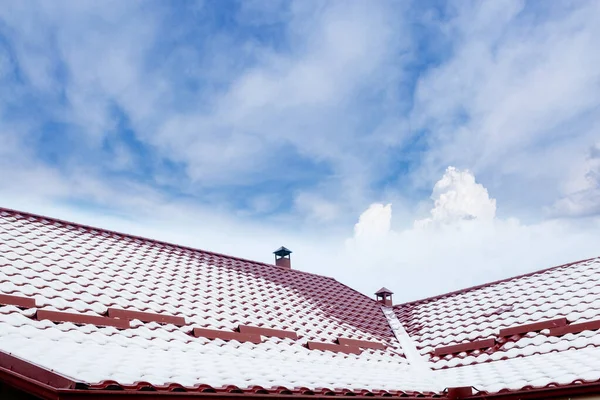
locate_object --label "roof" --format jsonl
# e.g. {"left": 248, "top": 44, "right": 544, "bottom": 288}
{"left": 0, "top": 206, "right": 599, "bottom": 400}
{"left": 393, "top": 257, "right": 600, "bottom": 393}
{"left": 376, "top": 287, "right": 394, "bottom": 295}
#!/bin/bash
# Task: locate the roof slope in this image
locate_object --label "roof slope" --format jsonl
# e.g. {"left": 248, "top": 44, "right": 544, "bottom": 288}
{"left": 394, "top": 257, "right": 600, "bottom": 392}
{"left": 0, "top": 208, "right": 438, "bottom": 396}
{"left": 1, "top": 206, "right": 600, "bottom": 398}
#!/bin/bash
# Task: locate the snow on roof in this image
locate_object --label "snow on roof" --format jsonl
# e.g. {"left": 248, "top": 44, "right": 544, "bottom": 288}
{"left": 0, "top": 207, "right": 599, "bottom": 398}
{"left": 393, "top": 257, "right": 600, "bottom": 368}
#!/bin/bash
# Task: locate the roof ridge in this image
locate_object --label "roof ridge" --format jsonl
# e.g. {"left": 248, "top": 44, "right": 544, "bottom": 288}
{"left": 0, "top": 206, "right": 327, "bottom": 280}
{"left": 395, "top": 256, "right": 599, "bottom": 308}
{"left": 329, "top": 276, "right": 380, "bottom": 305}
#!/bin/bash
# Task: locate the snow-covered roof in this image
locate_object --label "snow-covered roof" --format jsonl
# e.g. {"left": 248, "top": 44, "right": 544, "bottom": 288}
{"left": 0, "top": 207, "right": 599, "bottom": 399}
{"left": 393, "top": 257, "right": 600, "bottom": 393}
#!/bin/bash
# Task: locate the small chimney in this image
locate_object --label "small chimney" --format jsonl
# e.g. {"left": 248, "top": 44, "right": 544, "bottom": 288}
{"left": 375, "top": 287, "right": 393, "bottom": 306}
{"left": 273, "top": 246, "right": 292, "bottom": 269}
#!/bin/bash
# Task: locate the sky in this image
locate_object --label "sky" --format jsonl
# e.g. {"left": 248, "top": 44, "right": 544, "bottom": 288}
{"left": 0, "top": 0, "right": 599, "bottom": 302}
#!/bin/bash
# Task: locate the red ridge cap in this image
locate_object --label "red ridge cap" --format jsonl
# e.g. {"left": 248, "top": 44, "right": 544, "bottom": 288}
{"left": 238, "top": 325, "right": 298, "bottom": 340}
{"left": 107, "top": 308, "right": 186, "bottom": 326}
{"left": 548, "top": 319, "right": 600, "bottom": 336}
{"left": 306, "top": 342, "right": 361, "bottom": 355}
{"left": 193, "top": 328, "right": 262, "bottom": 344}
{"left": 499, "top": 317, "right": 568, "bottom": 337}
{"left": 36, "top": 310, "right": 130, "bottom": 329}
{"left": 0, "top": 293, "right": 36, "bottom": 309}
{"left": 434, "top": 338, "right": 496, "bottom": 357}
{"left": 337, "top": 338, "right": 385, "bottom": 350}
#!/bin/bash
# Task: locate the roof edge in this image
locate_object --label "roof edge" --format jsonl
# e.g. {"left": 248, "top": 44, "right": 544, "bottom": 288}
{"left": 395, "top": 256, "right": 598, "bottom": 308}
{"left": 0, "top": 206, "right": 326, "bottom": 279}
{"left": 55, "top": 390, "right": 444, "bottom": 400}
{"left": 0, "top": 350, "right": 440, "bottom": 400}
{"left": 0, "top": 350, "right": 79, "bottom": 389}
{"left": 0, "top": 365, "right": 60, "bottom": 400}
{"left": 469, "top": 381, "right": 600, "bottom": 400}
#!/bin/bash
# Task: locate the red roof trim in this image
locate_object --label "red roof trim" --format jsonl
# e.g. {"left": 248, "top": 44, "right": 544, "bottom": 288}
{"left": 238, "top": 325, "right": 298, "bottom": 340}
{"left": 468, "top": 381, "right": 600, "bottom": 400}
{"left": 446, "top": 387, "right": 473, "bottom": 399}
{"left": 498, "top": 317, "right": 568, "bottom": 337}
{"left": 107, "top": 308, "right": 186, "bottom": 326}
{"left": 82, "top": 381, "right": 433, "bottom": 398}
{"left": 396, "top": 257, "right": 597, "bottom": 307}
{"left": 36, "top": 310, "right": 130, "bottom": 329}
{"left": 337, "top": 338, "right": 385, "bottom": 350}
{"left": 306, "top": 342, "right": 361, "bottom": 355}
{"left": 192, "top": 328, "right": 262, "bottom": 344}
{"left": 0, "top": 293, "right": 36, "bottom": 309}
{"left": 0, "top": 366, "right": 59, "bottom": 400}
{"left": 434, "top": 339, "right": 496, "bottom": 357}
{"left": 55, "top": 390, "right": 441, "bottom": 399}
{"left": 548, "top": 319, "right": 600, "bottom": 336}
{"left": 0, "top": 351, "right": 77, "bottom": 389}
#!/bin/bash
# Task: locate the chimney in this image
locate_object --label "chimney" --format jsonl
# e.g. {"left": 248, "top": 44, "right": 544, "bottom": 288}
{"left": 375, "top": 287, "right": 393, "bottom": 306}
{"left": 273, "top": 246, "right": 292, "bottom": 269}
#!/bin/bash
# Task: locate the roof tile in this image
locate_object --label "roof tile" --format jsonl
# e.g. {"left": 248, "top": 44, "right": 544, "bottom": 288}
{"left": 0, "top": 207, "right": 599, "bottom": 396}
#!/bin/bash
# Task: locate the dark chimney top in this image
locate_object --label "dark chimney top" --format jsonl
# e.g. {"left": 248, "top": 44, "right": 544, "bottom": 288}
{"left": 274, "top": 246, "right": 292, "bottom": 269}
{"left": 375, "top": 287, "right": 393, "bottom": 306}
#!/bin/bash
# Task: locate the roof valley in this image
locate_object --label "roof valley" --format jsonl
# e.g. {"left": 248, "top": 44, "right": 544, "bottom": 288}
{"left": 381, "top": 306, "right": 433, "bottom": 372}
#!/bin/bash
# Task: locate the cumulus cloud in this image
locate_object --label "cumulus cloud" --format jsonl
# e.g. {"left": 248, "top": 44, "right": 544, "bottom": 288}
{"left": 415, "top": 167, "right": 496, "bottom": 228}
{"left": 353, "top": 203, "right": 392, "bottom": 239}
{"left": 342, "top": 167, "right": 599, "bottom": 301}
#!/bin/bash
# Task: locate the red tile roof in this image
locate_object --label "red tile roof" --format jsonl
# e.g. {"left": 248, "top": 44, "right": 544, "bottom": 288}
{"left": 0, "top": 206, "right": 599, "bottom": 399}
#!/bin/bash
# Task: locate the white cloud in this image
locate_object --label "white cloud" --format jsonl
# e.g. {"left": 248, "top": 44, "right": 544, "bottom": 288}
{"left": 551, "top": 142, "right": 600, "bottom": 217}
{"left": 352, "top": 203, "right": 392, "bottom": 240}
{"left": 415, "top": 166, "right": 496, "bottom": 227}
{"left": 3, "top": 1, "right": 599, "bottom": 223}
{"left": 341, "top": 167, "right": 599, "bottom": 301}
{"left": 294, "top": 192, "right": 341, "bottom": 223}
{"left": 410, "top": 0, "right": 600, "bottom": 213}
{"left": 1, "top": 163, "right": 598, "bottom": 304}
{"left": 0, "top": 1, "right": 599, "bottom": 305}
{"left": 0, "top": 0, "right": 415, "bottom": 221}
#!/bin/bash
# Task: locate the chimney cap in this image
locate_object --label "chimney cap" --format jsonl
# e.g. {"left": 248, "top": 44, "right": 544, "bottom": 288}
{"left": 375, "top": 287, "right": 394, "bottom": 295}
{"left": 273, "top": 246, "right": 292, "bottom": 257}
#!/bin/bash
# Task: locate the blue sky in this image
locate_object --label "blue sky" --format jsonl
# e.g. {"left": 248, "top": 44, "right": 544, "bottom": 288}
{"left": 1, "top": 0, "right": 599, "bottom": 300}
